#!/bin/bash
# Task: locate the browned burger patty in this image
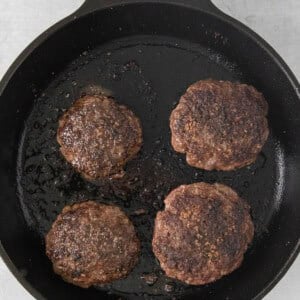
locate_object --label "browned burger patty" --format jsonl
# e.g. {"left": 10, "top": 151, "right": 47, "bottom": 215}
{"left": 57, "top": 95, "right": 142, "bottom": 180}
{"left": 170, "top": 80, "right": 269, "bottom": 171}
{"left": 152, "top": 183, "right": 254, "bottom": 285}
{"left": 45, "top": 201, "right": 140, "bottom": 288}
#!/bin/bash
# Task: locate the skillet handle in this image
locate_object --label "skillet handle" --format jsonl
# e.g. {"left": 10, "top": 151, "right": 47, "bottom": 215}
{"left": 76, "top": 0, "right": 223, "bottom": 15}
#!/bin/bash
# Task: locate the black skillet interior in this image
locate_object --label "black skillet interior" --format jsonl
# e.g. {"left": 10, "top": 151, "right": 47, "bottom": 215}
{"left": 0, "top": 1, "right": 300, "bottom": 300}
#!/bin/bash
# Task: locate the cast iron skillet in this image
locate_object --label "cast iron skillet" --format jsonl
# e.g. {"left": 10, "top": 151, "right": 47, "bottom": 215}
{"left": 0, "top": 0, "right": 300, "bottom": 299}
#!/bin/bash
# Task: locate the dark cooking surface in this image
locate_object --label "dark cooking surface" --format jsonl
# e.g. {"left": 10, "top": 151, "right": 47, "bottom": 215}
{"left": 18, "top": 35, "right": 283, "bottom": 298}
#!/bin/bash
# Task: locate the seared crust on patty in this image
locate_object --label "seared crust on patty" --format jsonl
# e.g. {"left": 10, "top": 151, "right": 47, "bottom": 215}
{"left": 170, "top": 80, "right": 269, "bottom": 170}
{"left": 152, "top": 183, "right": 254, "bottom": 285}
{"left": 45, "top": 201, "right": 140, "bottom": 288}
{"left": 57, "top": 95, "right": 142, "bottom": 180}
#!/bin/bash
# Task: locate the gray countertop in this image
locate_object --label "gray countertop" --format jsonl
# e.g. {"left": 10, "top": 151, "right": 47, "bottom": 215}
{"left": 0, "top": 0, "right": 299, "bottom": 299}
